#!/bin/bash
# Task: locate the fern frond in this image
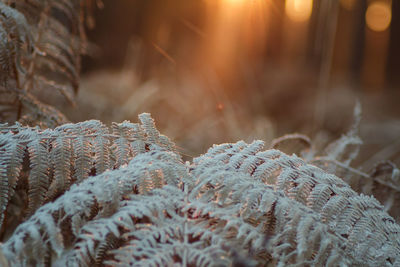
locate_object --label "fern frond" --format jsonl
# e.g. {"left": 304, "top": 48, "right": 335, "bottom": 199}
{"left": 188, "top": 167, "right": 354, "bottom": 266}
{"left": 27, "top": 136, "right": 50, "bottom": 215}
{"left": 0, "top": 133, "right": 24, "bottom": 228}
{"left": 2, "top": 115, "right": 400, "bottom": 266}
{"left": 0, "top": 113, "right": 179, "bottom": 231}
{"left": 18, "top": 91, "right": 69, "bottom": 128}
{"left": 0, "top": 2, "right": 32, "bottom": 76}
{"left": 0, "top": 0, "right": 90, "bottom": 126}
{"left": 111, "top": 121, "right": 135, "bottom": 168}
{"left": 70, "top": 122, "right": 92, "bottom": 182}
{"left": 367, "top": 161, "right": 400, "bottom": 220}
{"left": 324, "top": 101, "right": 362, "bottom": 165}
{"left": 138, "top": 113, "right": 160, "bottom": 144}
{"left": 92, "top": 121, "right": 110, "bottom": 174}
{"left": 138, "top": 113, "right": 176, "bottom": 152}
{"left": 195, "top": 140, "right": 400, "bottom": 265}
{"left": 48, "top": 135, "right": 72, "bottom": 198}
{"left": 1, "top": 147, "right": 184, "bottom": 266}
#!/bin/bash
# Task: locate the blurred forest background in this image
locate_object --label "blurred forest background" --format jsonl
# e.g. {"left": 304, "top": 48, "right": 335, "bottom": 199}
{"left": 59, "top": 0, "right": 399, "bottom": 166}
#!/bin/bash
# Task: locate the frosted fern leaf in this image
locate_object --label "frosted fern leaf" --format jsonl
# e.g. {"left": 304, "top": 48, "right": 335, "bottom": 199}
{"left": 0, "top": 113, "right": 175, "bottom": 232}
{"left": 1, "top": 113, "right": 400, "bottom": 266}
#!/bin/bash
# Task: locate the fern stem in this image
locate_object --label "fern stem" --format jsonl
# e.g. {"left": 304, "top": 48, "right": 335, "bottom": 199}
{"left": 313, "top": 157, "right": 400, "bottom": 191}
{"left": 182, "top": 184, "right": 189, "bottom": 266}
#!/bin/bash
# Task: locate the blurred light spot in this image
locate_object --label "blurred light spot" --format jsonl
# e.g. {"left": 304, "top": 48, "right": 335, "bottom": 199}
{"left": 285, "top": 0, "right": 313, "bottom": 22}
{"left": 366, "top": 1, "right": 392, "bottom": 32}
{"left": 217, "top": 103, "right": 224, "bottom": 111}
{"left": 340, "top": 0, "right": 357, "bottom": 10}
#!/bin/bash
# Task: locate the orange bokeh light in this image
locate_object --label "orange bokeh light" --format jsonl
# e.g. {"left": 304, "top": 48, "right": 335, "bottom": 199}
{"left": 366, "top": 1, "right": 392, "bottom": 32}
{"left": 285, "top": 0, "right": 313, "bottom": 22}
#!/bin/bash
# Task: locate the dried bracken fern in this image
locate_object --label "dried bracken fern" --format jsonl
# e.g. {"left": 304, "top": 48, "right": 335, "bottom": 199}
{"left": 272, "top": 103, "right": 400, "bottom": 223}
{"left": 0, "top": 0, "right": 93, "bottom": 127}
{"left": 0, "top": 113, "right": 400, "bottom": 266}
{"left": 194, "top": 141, "right": 400, "bottom": 265}
{"left": 0, "top": 113, "right": 175, "bottom": 234}
{"left": 1, "top": 149, "right": 186, "bottom": 266}
{"left": 0, "top": 142, "right": 356, "bottom": 267}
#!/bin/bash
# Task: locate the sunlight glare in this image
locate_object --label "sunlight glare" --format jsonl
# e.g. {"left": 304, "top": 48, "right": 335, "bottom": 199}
{"left": 366, "top": 1, "right": 392, "bottom": 32}
{"left": 199, "top": 0, "right": 268, "bottom": 82}
{"left": 224, "top": 0, "right": 243, "bottom": 4}
{"left": 221, "top": 0, "right": 245, "bottom": 8}
{"left": 285, "top": 0, "right": 313, "bottom": 22}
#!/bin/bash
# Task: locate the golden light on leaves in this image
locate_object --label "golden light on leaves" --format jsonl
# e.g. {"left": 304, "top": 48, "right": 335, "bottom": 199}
{"left": 285, "top": 0, "right": 313, "bottom": 22}
{"left": 366, "top": 1, "right": 392, "bottom": 32}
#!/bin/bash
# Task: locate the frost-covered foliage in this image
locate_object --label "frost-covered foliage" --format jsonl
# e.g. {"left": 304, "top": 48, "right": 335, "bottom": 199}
{"left": 270, "top": 103, "right": 400, "bottom": 222}
{"left": 1, "top": 113, "right": 400, "bottom": 266}
{"left": 0, "top": 113, "right": 174, "bottom": 235}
